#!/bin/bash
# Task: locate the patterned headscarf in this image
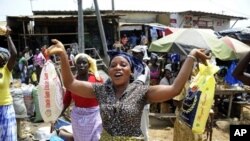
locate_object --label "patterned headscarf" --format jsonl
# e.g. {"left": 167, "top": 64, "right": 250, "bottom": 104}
{"left": 74, "top": 53, "right": 101, "bottom": 81}
{"left": 0, "top": 47, "right": 10, "bottom": 62}
{"left": 107, "top": 50, "right": 145, "bottom": 75}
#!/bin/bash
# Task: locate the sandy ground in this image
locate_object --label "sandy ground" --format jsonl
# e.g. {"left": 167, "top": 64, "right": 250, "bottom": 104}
{"left": 148, "top": 127, "right": 229, "bottom": 141}
{"left": 17, "top": 105, "right": 250, "bottom": 141}
{"left": 18, "top": 116, "right": 231, "bottom": 141}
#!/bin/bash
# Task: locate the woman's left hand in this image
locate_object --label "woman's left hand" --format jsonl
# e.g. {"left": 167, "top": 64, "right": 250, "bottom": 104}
{"left": 46, "top": 39, "right": 66, "bottom": 56}
{"left": 190, "top": 49, "right": 212, "bottom": 65}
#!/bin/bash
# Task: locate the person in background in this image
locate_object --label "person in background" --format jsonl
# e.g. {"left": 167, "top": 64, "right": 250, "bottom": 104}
{"left": 23, "top": 46, "right": 30, "bottom": 61}
{"left": 45, "top": 39, "right": 210, "bottom": 140}
{"left": 0, "top": 26, "right": 18, "bottom": 141}
{"left": 149, "top": 53, "right": 162, "bottom": 113}
{"left": 67, "top": 48, "right": 75, "bottom": 66}
{"left": 149, "top": 53, "right": 161, "bottom": 86}
{"left": 70, "top": 42, "right": 78, "bottom": 56}
{"left": 233, "top": 51, "right": 250, "bottom": 86}
{"left": 159, "top": 64, "right": 174, "bottom": 85}
{"left": 131, "top": 45, "right": 150, "bottom": 141}
{"left": 140, "top": 32, "right": 148, "bottom": 46}
{"left": 173, "top": 59, "right": 199, "bottom": 141}
{"left": 129, "top": 32, "right": 138, "bottom": 48}
{"left": 33, "top": 47, "right": 45, "bottom": 82}
{"left": 120, "top": 34, "right": 130, "bottom": 52}
{"left": 59, "top": 53, "right": 103, "bottom": 141}
{"left": 170, "top": 53, "right": 181, "bottom": 73}
{"left": 18, "top": 51, "right": 28, "bottom": 84}
{"left": 159, "top": 64, "right": 175, "bottom": 113}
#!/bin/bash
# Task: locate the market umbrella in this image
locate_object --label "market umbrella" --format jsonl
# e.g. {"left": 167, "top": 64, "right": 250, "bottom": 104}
{"left": 149, "top": 28, "right": 237, "bottom": 60}
{"left": 220, "top": 36, "right": 250, "bottom": 59}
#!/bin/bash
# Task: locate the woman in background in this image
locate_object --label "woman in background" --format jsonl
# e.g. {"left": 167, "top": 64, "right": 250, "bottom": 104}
{"left": 59, "top": 53, "right": 103, "bottom": 141}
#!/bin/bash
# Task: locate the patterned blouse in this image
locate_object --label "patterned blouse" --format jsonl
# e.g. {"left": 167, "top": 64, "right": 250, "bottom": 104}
{"left": 93, "top": 79, "right": 149, "bottom": 137}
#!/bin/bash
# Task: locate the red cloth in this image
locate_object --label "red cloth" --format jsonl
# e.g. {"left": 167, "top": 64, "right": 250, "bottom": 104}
{"left": 63, "top": 74, "right": 103, "bottom": 108}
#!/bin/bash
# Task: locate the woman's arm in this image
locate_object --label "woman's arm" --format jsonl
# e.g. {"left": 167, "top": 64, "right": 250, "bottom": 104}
{"left": 6, "top": 27, "right": 17, "bottom": 71}
{"left": 146, "top": 49, "right": 210, "bottom": 103}
{"left": 233, "top": 52, "right": 250, "bottom": 86}
{"left": 46, "top": 39, "right": 95, "bottom": 98}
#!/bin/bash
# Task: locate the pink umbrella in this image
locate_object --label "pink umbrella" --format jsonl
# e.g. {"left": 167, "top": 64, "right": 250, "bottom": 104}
{"left": 220, "top": 36, "right": 250, "bottom": 59}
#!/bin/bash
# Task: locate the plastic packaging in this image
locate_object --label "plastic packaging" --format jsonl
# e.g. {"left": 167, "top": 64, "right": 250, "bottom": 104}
{"left": 180, "top": 62, "right": 219, "bottom": 134}
{"left": 37, "top": 60, "right": 63, "bottom": 122}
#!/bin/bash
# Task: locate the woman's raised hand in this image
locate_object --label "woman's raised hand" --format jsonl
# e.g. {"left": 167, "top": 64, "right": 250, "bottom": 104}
{"left": 189, "top": 49, "right": 212, "bottom": 65}
{"left": 46, "top": 39, "right": 66, "bottom": 56}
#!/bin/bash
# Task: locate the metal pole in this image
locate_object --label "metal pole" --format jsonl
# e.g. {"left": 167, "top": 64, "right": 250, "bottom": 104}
{"left": 111, "top": 0, "right": 117, "bottom": 42}
{"left": 93, "top": 0, "right": 109, "bottom": 62}
{"left": 112, "top": 0, "right": 115, "bottom": 14}
{"left": 78, "top": 0, "right": 84, "bottom": 53}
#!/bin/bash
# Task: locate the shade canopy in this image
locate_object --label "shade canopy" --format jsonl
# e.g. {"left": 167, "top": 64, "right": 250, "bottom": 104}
{"left": 149, "top": 28, "right": 237, "bottom": 60}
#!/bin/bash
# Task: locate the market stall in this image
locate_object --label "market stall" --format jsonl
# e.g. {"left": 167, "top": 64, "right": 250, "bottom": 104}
{"left": 215, "top": 85, "right": 250, "bottom": 118}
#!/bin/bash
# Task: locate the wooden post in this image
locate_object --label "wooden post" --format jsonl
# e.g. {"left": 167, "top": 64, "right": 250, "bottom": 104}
{"left": 22, "top": 21, "right": 27, "bottom": 47}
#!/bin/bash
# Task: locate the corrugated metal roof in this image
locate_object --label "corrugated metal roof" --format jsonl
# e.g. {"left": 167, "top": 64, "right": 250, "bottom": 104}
{"left": 31, "top": 0, "right": 247, "bottom": 19}
{"left": 7, "top": 14, "right": 121, "bottom": 21}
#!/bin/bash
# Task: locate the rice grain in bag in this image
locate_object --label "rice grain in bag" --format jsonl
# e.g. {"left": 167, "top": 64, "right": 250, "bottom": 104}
{"left": 180, "top": 62, "right": 219, "bottom": 134}
{"left": 37, "top": 60, "right": 63, "bottom": 122}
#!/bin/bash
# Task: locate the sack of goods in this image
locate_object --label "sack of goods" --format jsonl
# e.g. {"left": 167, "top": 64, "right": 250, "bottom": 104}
{"left": 21, "top": 84, "right": 35, "bottom": 117}
{"left": 10, "top": 87, "right": 28, "bottom": 118}
{"left": 0, "top": 26, "right": 7, "bottom": 35}
{"left": 180, "top": 62, "right": 219, "bottom": 134}
{"left": 37, "top": 60, "right": 63, "bottom": 122}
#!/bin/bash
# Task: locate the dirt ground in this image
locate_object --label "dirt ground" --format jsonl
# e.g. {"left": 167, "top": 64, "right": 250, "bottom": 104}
{"left": 148, "top": 125, "right": 229, "bottom": 141}
{"left": 18, "top": 116, "right": 231, "bottom": 141}
{"left": 148, "top": 127, "right": 229, "bottom": 141}
{"left": 147, "top": 115, "right": 230, "bottom": 141}
{"left": 17, "top": 105, "right": 250, "bottom": 141}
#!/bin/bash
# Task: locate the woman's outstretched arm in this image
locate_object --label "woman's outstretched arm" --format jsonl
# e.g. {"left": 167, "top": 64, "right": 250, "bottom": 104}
{"left": 46, "top": 39, "right": 95, "bottom": 98}
{"left": 146, "top": 49, "right": 211, "bottom": 103}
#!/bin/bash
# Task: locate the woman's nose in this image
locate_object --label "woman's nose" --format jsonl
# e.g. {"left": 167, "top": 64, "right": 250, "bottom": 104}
{"left": 114, "top": 64, "right": 122, "bottom": 70}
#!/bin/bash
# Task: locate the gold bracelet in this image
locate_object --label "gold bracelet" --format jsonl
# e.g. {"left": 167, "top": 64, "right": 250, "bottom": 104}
{"left": 187, "top": 54, "right": 197, "bottom": 62}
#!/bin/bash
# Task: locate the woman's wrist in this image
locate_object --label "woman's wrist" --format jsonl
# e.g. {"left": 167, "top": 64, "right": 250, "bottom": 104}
{"left": 189, "top": 49, "right": 198, "bottom": 61}
{"left": 188, "top": 50, "right": 197, "bottom": 61}
{"left": 187, "top": 54, "right": 197, "bottom": 62}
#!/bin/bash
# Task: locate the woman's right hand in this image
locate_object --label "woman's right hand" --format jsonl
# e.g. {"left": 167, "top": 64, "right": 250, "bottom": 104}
{"left": 46, "top": 39, "right": 66, "bottom": 56}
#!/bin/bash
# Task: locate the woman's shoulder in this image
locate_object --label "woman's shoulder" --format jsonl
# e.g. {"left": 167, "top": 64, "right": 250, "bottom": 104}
{"left": 88, "top": 73, "right": 103, "bottom": 83}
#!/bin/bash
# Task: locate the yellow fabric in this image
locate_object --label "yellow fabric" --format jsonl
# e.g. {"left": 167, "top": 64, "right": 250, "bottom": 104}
{"left": 74, "top": 53, "right": 101, "bottom": 81}
{"left": 0, "top": 65, "right": 12, "bottom": 105}
{"left": 31, "top": 72, "right": 37, "bottom": 82}
{"left": 100, "top": 130, "right": 144, "bottom": 141}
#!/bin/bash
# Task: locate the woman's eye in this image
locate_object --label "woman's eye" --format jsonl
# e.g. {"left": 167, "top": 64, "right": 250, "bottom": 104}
{"left": 121, "top": 63, "right": 127, "bottom": 67}
{"left": 110, "top": 63, "right": 117, "bottom": 68}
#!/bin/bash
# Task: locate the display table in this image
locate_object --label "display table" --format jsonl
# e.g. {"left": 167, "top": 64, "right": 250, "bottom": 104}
{"left": 215, "top": 85, "right": 250, "bottom": 118}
